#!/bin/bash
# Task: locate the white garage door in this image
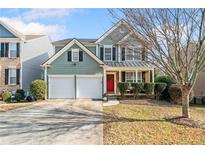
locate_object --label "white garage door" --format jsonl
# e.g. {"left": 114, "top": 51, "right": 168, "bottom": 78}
{"left": 49, "top": 75, "right": 75, "bottom": 99}
{"left": 76, "top": 75, "right": 102, "bottom": 99}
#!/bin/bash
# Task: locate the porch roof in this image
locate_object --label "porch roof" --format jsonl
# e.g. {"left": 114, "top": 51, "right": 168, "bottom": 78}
{"left": 105, "top": 61, "right": 153, "bottom": 68}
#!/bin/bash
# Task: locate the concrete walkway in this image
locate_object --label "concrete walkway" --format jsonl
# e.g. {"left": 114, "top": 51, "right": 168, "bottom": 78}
{"left": 0, "top": 100, "right": 103, "bottom": 145}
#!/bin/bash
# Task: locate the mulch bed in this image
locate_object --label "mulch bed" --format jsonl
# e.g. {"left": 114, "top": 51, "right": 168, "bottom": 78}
{"left": 165, "top": 116, "right": 205, "bottom": 129}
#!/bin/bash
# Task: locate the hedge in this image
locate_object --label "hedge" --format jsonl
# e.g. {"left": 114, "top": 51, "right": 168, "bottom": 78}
{"left": 30, "top": 80, "right": 46, "bottom": 100}
{"left": 155, "top": 75, "right": 176, "bottom": 100}
{"left": 154, "top": 82, "right": 167, "bottom": 100}
{"left": 118, "top": 82, "right": 129, "bottom": 98}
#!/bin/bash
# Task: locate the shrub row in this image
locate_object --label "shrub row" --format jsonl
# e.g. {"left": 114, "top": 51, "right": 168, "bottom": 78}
{"left": 118, "top": 82, "right": 166, "bottom": 99}
{"left": 2, "top": 80, "right": 46, "bottom": 103}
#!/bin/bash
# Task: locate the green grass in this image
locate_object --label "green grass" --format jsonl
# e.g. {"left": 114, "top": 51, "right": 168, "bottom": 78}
{"left": 103, "top": 100, "right": 205, "bottom": 145}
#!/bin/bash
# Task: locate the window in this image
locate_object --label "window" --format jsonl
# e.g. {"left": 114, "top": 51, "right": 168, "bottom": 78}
{"left": 137, "top": 72, "right": 143, "bottom": 82}
{"left": 134, "top": 48, "right": 142, "bottom": 60}
{"left": 125, "top": 72, "right": 136, "bottom": 83}
{"left": 9, "top": 43, "right": 17, "bottom": 58}
{"left": 72, "top": 49, "right": 79, "bottom": 62}
{"left": 9, "top": 69, "right": 17, "bottom": 84}
{"left": 104, "top": 46, "right": 112, "bottom": 61}
{"left": 125, "top": 47, "right": 142, "bottom": 61}
{"left": 126, "top": 48, "right": 133, "bottom": 60}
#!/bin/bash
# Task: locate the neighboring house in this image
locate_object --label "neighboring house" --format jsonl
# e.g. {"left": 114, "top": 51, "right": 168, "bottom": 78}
{"left": 42, "top": 20, "right": 154, "bottom": 99}
{"left": 0, "top": 20, "right": 54, "bottom": 93}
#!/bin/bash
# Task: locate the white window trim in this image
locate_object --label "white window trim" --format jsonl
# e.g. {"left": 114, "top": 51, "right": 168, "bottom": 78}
{"left": 125, "top": 46, "right": 143, "bottom": 61}
{"left": 8, "top": 68, "right": 17, "bottom": 85}
{"left": 71, "top": 48, "right": 79, "bottom": 62}
{"left": 9, "top": 42, "right": 17, "bottom": 58}
{"left": 104, "top": 45, "right": 112, "bottom": 61}
{"left": 125, "top": 71, "right": 136, "bottom": 83}
{"left": 137, "top": 71, "right": 143, "bottom": 83}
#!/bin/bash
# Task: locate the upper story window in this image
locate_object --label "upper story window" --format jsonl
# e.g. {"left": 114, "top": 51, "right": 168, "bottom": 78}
{"left": 0, "top": 42, "right": 19, "bottom": 58}
{"left": 72, "top": 49, "right": 79, "bottom": 62}
{"left": 104, "top": 46, "right": 112, "bottom": 61}
{"left": 9, "top": 43, "right": 17, "bottom": 58}
{"left": 125, "top": 46, "right": 142, "bottom": 61}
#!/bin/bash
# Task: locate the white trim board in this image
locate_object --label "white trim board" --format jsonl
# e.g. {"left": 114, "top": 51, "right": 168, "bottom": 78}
{"left": 43, "top": 39, "right": 104, "bottom": 66}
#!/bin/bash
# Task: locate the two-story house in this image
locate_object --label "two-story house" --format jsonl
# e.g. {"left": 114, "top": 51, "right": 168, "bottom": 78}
{"left": 0, "top": 20, "right": 54, "bottom": 94}
{"left": 42, "top": 20, "right": 154, "bottom": 99}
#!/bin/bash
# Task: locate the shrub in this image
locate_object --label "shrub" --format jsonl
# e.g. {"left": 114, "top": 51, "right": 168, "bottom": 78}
{"left": 118, "top": 82, "right": 129, "bottom": 98}
{"left": 16, "top": 89, "right": 25, "bottom": 100}
{"left": 168, "top": 84, "right": 194, "bottom": 104}
{"left": 155, "top": 75, "right": 176, "bottom": 100}
{"left": 154, "top": 82, "right": 167, "bottom": 100}
{"left": 2, "top": 90, "right": 12, "bottom": 102}
{"left": 30, "top": 80, "right": 46, "bottom": 100}
{"left": 144, "top": 83, "right": 154, "bottom": 97}
{"left": 15, "top": 93, "right": 22, "bottom": 102}
{"left": 131, "top": 83, "right": 144, "bottom": 98}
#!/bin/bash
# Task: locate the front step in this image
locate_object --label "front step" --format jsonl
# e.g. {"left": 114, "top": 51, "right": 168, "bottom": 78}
{"left": 107, "top": 95, "right": 118, "bottom": 101}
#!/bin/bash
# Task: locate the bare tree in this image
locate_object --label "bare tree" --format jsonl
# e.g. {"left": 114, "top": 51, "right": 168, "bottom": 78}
{"left": 110, "top": 8, "right": 205, "bottom": 118}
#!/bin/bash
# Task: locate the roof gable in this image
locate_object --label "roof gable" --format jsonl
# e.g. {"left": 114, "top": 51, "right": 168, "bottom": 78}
{"left": 43, "top": 39, "right": 104, "bottom": 66}
{"left": 95, "top": 20, "right": 133, "bottom": 44}
{"left": 0, "top": 24, "right": 17, "bottom": 38}
{"left": 0, "top": 20, "right": 25, "bottom": 39}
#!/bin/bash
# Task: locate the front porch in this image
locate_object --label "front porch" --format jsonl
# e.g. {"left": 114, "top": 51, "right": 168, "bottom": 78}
{"left": 103, "top": 68, "right": 154, "bottom": 96}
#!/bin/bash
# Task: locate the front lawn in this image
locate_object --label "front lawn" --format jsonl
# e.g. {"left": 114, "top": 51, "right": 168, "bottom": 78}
{"left": 103, "top": 100, "right": 205, "bottom": 145}
{"left": 0, "top": 101, "right": 33, "bottom": 112}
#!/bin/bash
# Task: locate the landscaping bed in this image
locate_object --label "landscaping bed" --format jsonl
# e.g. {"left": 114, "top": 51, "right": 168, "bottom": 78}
{"left": 103, "top": 100, "right": 205, "bottom": 144}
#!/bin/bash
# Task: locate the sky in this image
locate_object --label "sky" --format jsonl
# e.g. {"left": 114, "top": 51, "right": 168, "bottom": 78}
{"left": 0, "top": 8, "right": 118, "bottom": 41}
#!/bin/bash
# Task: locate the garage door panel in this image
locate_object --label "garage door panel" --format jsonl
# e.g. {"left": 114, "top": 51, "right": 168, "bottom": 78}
{"left": 49, "top": 76, "right": 75, "bottom": 99}
{"left": 76, "top": 76, "right": 102, "bottom": 99}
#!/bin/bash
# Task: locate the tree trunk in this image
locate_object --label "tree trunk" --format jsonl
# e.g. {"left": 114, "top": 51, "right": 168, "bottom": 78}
{"left": 181, "top": 86, "right": 191, "bottom": 118}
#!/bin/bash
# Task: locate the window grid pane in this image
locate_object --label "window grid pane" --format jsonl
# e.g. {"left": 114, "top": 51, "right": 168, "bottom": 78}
{"left": 9, "top": 69, "right": 17, "bottom": 84}
{"left": 125, "top": 72, "right": 136, "bottom": 83}
{"left": 72, "top": 49, "right": 79, "bottom": 62}
{"left": 104, "top": 47, "right": 112, "bottom": 61}
{"left": 9, "top": 43, "right": 17, "bottom": 58}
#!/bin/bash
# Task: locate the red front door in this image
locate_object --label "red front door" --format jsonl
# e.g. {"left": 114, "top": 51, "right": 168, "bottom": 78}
{"left": 107, "top": 74, "right": 114, "bottom": 93}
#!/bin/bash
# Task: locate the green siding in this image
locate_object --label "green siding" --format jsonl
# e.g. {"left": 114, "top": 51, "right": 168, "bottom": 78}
{"left": 47, "top": 43, "right": 103, "bottom": 75}
{"left": 87, "top": 46, "right": 96, "bottom": 54}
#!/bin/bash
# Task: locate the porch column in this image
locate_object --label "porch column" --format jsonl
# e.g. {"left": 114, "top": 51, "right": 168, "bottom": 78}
{"left": 119, "top": 70, "right": 122, "bottom": 82}
{"left": 135, "top": 70, "right": 138, "bottom": 83}
{"left": 103, "top": 68, "right": 107, "bottom": 94}
{"left": 152, "top": 68, "right": 154, "bottom": 83}
{"left": 44, "top": 66, "right": 48, "bottom": 100}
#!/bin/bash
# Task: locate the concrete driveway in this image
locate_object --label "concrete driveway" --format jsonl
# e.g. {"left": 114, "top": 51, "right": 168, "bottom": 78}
{"left": 0, "top": 100, "right": 103, "bottom": 145}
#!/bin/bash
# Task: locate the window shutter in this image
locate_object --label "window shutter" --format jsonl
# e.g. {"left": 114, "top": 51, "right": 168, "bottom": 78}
{"left": 121, "top": 72, "right": 125, "bottom": 82}
{"left": 79, "top": 50, "right": 83, "bottom": 61}
{"left": 122, "top": 47, "right": 125, "bottom": 61}
{"left": 100, "top": 47, "right": 104, "bottom": 61}
{"left": 142, "top": 72, "right": 146, "bottom": 82}
{"left": 112, "top": 47, "right": 116, "bottom": 61}
{"left": 5, "top": 43, "right": 9, "bottom": 57}
{"left": 67, "top": 51, "right": 72, "bottom": 61}
{"left": 16, "top": 43, "right": 20, "bottom": 57}
{"left": 0, "top": 43, "right": 4, "bottom": 57}
{"left": 5, "top": 69, "right": 9, "bottom": 85}
{"left": 16, "top": 69, "right": 20, "bottom": 85}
